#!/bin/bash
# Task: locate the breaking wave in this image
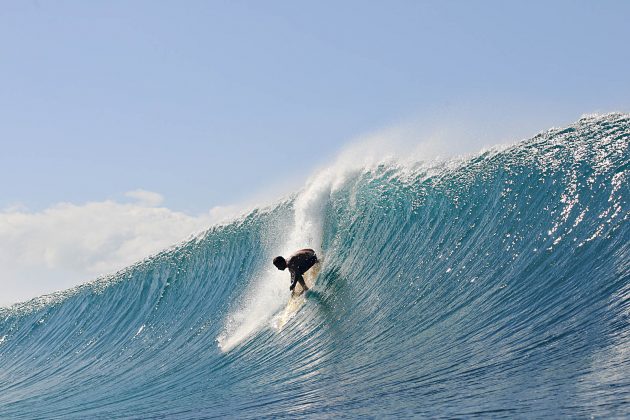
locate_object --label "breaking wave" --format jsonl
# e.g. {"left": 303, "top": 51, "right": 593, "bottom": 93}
{"left": 1, "top": 114, "right": 629, "bottom": 418}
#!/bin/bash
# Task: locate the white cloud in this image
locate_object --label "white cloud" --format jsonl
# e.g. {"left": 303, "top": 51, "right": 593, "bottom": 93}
{"left": 0, "top": 191, "right": 240, "bottom": 307}
{"left": 124, "top": 189, "right": 164, "bottom": 207}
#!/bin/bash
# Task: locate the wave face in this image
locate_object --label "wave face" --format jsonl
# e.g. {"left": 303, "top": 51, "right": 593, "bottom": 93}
{"left": 1, "top": 114, "right": 629, "bottom": 418}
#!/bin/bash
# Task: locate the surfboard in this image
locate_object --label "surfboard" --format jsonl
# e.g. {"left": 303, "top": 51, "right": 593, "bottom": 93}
{"left": 272, "top": 262, "right": 321, "bottom": 330}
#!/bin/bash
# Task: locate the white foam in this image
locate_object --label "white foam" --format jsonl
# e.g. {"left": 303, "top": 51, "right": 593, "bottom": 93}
{"left": 216, "top": 146, "right": 373, "bottom": 352}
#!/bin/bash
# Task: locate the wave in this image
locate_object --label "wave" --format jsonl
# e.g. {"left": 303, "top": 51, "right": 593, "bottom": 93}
{"left": 1, "top": 113, "right": 628, "bottom": 418}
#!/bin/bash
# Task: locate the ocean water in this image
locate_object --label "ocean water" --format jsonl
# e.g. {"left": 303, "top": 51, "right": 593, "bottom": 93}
{"left": 1, "top": 114, "right": 628, "bottom": 418}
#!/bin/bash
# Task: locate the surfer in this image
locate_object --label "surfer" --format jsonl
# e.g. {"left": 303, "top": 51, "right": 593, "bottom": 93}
{"left": 273, "top": 248, "right": 318, "bottom": 292}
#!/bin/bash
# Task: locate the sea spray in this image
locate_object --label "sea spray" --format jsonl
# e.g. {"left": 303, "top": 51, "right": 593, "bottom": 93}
{"left": 217, "top": 161, "right": 351, "bottom": 351}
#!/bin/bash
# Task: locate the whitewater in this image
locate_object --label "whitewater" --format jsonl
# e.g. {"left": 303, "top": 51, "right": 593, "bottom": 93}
{"left": 1, "top": 114, "right": 628, "bottom": 418}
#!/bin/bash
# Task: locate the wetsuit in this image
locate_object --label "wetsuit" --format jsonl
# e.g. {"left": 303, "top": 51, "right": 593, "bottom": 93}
{"left": 287, "top": 248, "right": 318, "bottom": 292}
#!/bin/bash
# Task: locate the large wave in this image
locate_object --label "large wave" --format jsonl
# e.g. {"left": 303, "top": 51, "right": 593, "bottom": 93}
{"left": 1, "top": 114, "right": 628, "bottom": 418}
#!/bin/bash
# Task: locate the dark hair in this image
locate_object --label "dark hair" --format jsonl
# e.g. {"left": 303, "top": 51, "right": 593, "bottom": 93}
{"left": 273, "top": 256, "right": 287, "bottom": 270}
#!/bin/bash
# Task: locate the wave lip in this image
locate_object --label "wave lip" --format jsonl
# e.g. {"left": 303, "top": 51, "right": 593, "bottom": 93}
{"left": 0, "top": 113, "right": 629, "bottom": 418}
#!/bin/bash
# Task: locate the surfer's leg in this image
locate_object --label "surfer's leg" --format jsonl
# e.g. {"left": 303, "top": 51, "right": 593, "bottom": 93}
{"left": 297, "top": 275, "right": 308, "bottom": 290}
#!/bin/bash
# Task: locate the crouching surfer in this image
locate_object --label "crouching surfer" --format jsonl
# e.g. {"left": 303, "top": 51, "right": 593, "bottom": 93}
{"left": 273, "top": 248, "right": 318, "bottom": 294}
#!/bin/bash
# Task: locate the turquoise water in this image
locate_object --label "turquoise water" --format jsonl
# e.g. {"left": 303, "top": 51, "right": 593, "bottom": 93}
{"left": 1, "top": 114, "right": 628, "bottom": 418}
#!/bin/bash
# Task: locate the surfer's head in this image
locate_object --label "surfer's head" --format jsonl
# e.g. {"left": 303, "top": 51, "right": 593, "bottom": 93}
{"left": 273, "top": 256, "right": 287, "bottom": 270}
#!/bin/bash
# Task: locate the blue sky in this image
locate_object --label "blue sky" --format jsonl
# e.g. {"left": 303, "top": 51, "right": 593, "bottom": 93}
{"left": 2, "top": 0, "right": 629, "bottom": 212}
{"left": 1, "top": 0, "right": 629, "bottom": 305}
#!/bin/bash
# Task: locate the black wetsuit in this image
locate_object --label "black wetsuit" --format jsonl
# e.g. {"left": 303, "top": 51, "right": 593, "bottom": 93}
{"left": 287, "top": 248, "right": 318, "bottom": 291}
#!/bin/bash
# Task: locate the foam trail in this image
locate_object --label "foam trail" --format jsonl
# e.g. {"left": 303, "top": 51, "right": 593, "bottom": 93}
{"left": 217, "top": 182, "right": 329, "bottom": 351}
{"left": 216, "top": 150, "right": 368, "bottom": 351}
